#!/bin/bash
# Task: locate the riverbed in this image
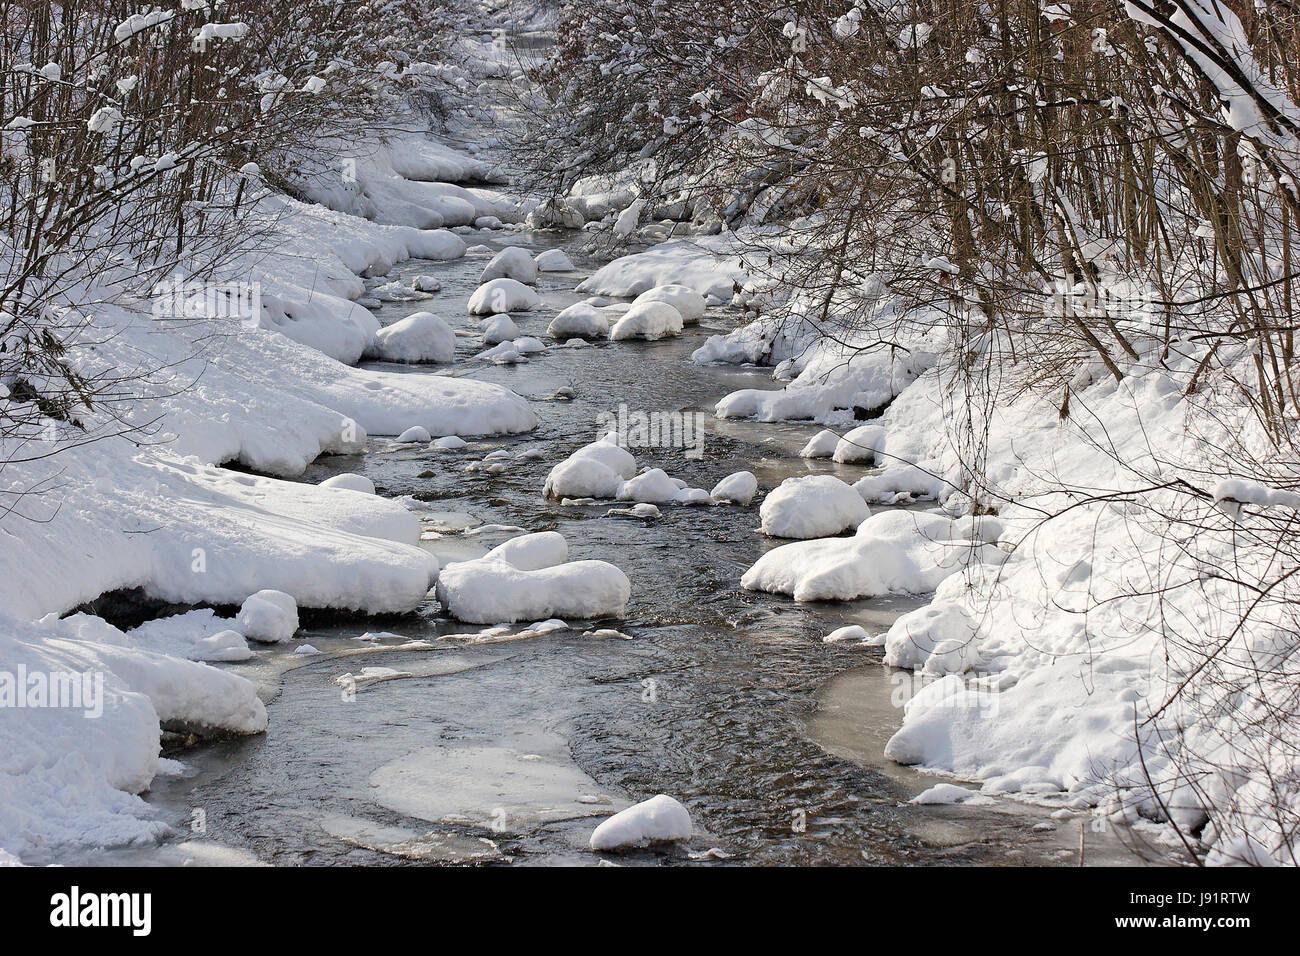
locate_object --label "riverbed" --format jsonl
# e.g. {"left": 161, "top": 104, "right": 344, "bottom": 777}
{"left": 57, "top": 221, "right": 1152, "bottom": 867}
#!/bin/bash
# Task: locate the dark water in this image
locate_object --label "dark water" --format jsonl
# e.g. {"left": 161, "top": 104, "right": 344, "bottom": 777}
{"left": 60, "top": 227, "right": 1154, "bottom": 867}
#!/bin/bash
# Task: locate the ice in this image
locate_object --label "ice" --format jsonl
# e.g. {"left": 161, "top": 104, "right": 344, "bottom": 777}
{"left": 369, "top": 733, "right": 624, "bottom": 833}
{"left": 467, "top": 277, "right": 541, "bottom": 315}
{"left": 432, "top": 435, "right": 468, "bottom": 450}
{"left": 710, "top": 470, "right": 758, "bottom": 505}
{"left": 608, "top": 300, "right": 684, "bottom": 341}
{"left": 910, "top": 784, "right": 995, "bottom": 806}
{"left": 366, "top": 311, "right": 456, "bottom": 364}
{"left": 759, "top": 475, "right": 871, "bottom": 538}
{"left": 236, "top": 589, "right": 300, "bottom": 643}
{"left": 588, "top": 794, "right": 692, "bottom": 851}
{"left": 480, "top": 246, "right": 538, "bottom": 285}
{"left": 822, "top": 624, "right": 873, "bottom": 644}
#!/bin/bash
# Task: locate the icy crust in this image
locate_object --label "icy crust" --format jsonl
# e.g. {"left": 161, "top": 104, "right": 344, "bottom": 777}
{"left": 0, "top": 610, "right": 266, "bottom": 861}
{"left": 435, "top": 532, "right": 631, "bottom": 624}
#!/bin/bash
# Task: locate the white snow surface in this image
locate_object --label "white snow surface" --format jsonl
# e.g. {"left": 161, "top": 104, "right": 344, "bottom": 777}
{"left": 589, "top": 794, "right": 692, "bottom": 850}
{"left": 758, "top": 475, "right": 871, "bottom": 538}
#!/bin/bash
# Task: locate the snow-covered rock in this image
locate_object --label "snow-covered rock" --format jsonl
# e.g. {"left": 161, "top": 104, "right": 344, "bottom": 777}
{"left": 396, "top": 425, "right": 433, "bottom": 443}
{"left": 543, "top": 439, "right": 638, "bottom": 499}
{"left": 608, "top": 301, "right": 684, "bottom": 341}
{"left": 236, "top": 589, "right": 299, "bottom": 643}
{"left": 480, "top": 246, "right": 538, "bottom": 285}
{"left": 632, "top": 284, "right": 707, "bottom": 324}
{"left": 799, "top": 429, "right": 841, "bottom": 459}
{"left": 710, "top": 471, "right": 758, "bottom": 505}
{"left": 832, "top": 425, "right": 886, "bottom": 464}
{"left": 436, "top": 534, "right": 630, "bottom": 624}
{"left": 367, "top": 311, "right": 455, "bottom": 364}
{"left": 759, "top": 475, "right": 870, "bottom": 538}
{"left": 535, "top": 248, "right": 575, "bottom": 272}
{"left": 547, "top": 302, "right": 610, "bottom": 340}
{"left": 319, "top": 473, "right": 375, "bottom": 495}
{"left": 617, "top": 468, "right": 681, "bottom": 504}
{"left": 481, "top": 313, "right": 521, "bottom": 344}
{"left": 589, "top": 794, "right": 692, "bottom": 851}
{"left": 467, "top": 277, "right": 541, "bottom": 315}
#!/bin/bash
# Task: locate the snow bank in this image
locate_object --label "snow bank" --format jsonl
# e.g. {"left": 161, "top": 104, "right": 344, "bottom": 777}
{"left": 0, "top": 610, "right": 265, "bottom": 861}
{"left": 743, "top": 511, "right": 1003, "bottom": 601}
{"left": 759, "top": 475, "right": 870, "bottom": 538}
{"left": 588, "top": 794, "right": 692, "bottom": 851}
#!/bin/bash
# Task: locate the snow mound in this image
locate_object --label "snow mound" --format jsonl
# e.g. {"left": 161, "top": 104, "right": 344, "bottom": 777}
{"left": 743, "top": 511, "right": 1003, "bottom": 602}
{"left": 236, "top": 589, "right": 299, "bottom": 643}
{"left": 710, "top": 471, "right": 758, "bottom": 505}
{"left": 589, "top": 794, "right": 692, "bottom": 851}
{"left": 543, "top": 438, "right": 637, "bottom": 499}
{"left": 480, "top": 246, "right": 538, "bottom": 285}
{"left": 319, "top": 473, "right": 375, "bottom": 494}
{"left": 467, "top": 277, "right": 541, "bottom": 315}
{"left": 547, "top": 302, "right": 610, "bottom": 339}
{"left": 367, "top": 311, "right": 455, "bottom": 364}
{"left": 616, "top": 468, "right": 681, "bottom": 504}
{"left": 759, "top": 475, "right": 870, "bottom": 538}
{"left": 608, "top": 301, "right": 683, "bottom": 341}
{"left": 396, "top": 425, "right": 433, "bottom": 443}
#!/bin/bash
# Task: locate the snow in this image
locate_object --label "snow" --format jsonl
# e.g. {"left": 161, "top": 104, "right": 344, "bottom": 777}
{"left": 799, "top": 429, "right": 841, "bottom": 458}
{"left": 588, "top": 794, "right": 692, "bottom": 851}
{"left": 367, "top": 311, "right": 456, "bottom": 364}
{"left": 743, "top": 511, "right": 1002, "bottom": 601}
{"left": 631, "top": 284, "right": 707, "bottom": 325}
{"left": 236, "top": 590, "right": 299, "bottom": 643}
{"left": 832, "top": 425, "right": 886, "bottom": 464}
{"left": 577, "top": 236, "right": 745, "bottom": 300}
{"left": 0, "top": 610, "right": 265, "bottom": 860}
{"left": 467, "top": 277, "right": 541, "bottom": 315}
{"left": 480, "top": 246, "right": 538, "bottom": 285}
{"left": 823, "top": 624, "right": 873, "bottom": 645}
{"left": 396, "top": 426, "right": 433, "bottom": 443}
{"left": 617, "top": 468, "right": 682, "bottom": 504}
{"left": 710, "top": 471, "right": 758, "bottom": 505}
{"left": 535, "top": 248, "right": 575, "bottom": 272}
{"left": 547, "top": 302, "right": 610, "bottom": 339}
{"left": 759, "top": 475, "right": 871, "bottom": 538}
{"left": 435, "top": 533, "right": 631, "bottom": 624}
{"left": 319, "top": 473, "right": 376, "bottom": 495}
{"left": 910, "top": 784, "right": 995, "bottom": 806}
{"left": 481, "top": 313, "right": 521, "bottom": 344}
{"left": 608, "top": 301, "right": 684, "bottom": 341}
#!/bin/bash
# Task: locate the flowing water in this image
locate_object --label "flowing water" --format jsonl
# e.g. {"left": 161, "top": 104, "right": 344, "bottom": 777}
{"left": 61, "top": 225, "right": 1153, "bottom": 867}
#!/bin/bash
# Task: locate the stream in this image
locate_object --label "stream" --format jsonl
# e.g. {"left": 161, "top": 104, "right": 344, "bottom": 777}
{"left": 60, "top": 224, "right": 1148, "bottom": 867}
